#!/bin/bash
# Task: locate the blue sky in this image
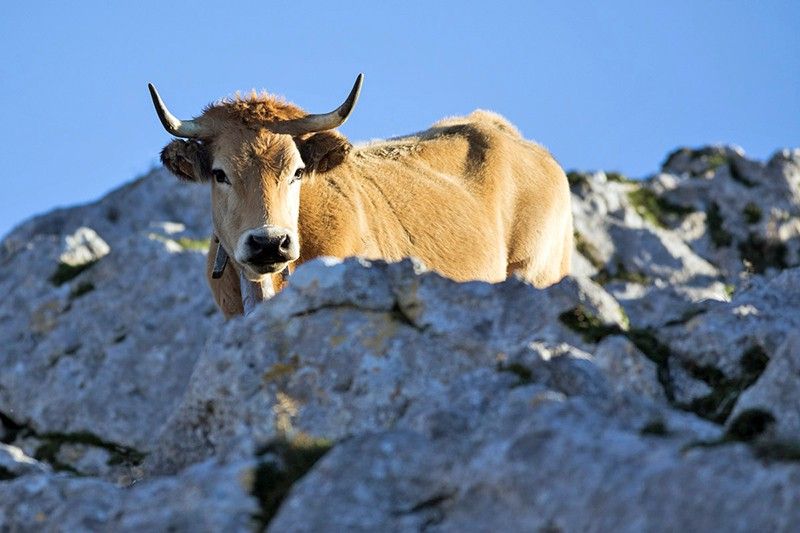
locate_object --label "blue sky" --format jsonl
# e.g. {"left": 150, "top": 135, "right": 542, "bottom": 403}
{"left": 1, "top": 1, "right": 798, "bottom": 238}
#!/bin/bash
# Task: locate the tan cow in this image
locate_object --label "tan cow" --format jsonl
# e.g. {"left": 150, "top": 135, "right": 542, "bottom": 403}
{"left": 149, "top": 75, "right": 572, "bottom": 318}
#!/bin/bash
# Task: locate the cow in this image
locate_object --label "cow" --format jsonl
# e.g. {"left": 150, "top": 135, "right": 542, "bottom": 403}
{"left": 149, "top": 74, "right": 573, "bottom": 318}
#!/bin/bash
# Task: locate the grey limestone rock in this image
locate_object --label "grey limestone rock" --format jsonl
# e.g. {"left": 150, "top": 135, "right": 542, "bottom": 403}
{"left": 270, "top": 389, "right": 800, "bottom": 533}
{"left": 593, "top": 334, "right": 667, "bottom": 402}
{"left": 0, "top": 170, "right": 218, "bottom": 479}
{"left": 2, "top": 147, "right": 800, "bottom": 531}
{"left": 0, "top": 458, "right": 257, "bottom": 532}
{"left": 729, "top": 332, "right": 800, "bottom": 441}
{"left": 0, "top": 443, "right": 50, "bottom": 479}
{"left": 147, "top": 257, "right": 628, "bottom": 474}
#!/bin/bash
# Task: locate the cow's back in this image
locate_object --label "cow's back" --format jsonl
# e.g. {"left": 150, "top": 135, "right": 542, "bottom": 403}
{"left": 299, "top": 111, "right": 572, "bottom": 285}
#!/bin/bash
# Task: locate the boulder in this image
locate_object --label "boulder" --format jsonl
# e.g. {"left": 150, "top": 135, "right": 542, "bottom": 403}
{"left": 0, "top": 170, "right": 218, "bottom": 478}
{"left": 270, "top": 390, "right": 800, "bottom": 533}
{"left": 728, "top": 332, "right": 800, "bottom": 441}
{"left": 0, "top": 458, "right": 257, "bottom": 532}
{"left": 147, "top": 258, "right": 629, "bottom": 474}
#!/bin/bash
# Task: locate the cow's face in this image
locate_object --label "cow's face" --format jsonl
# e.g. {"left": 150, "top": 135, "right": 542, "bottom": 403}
{"left": 160, "top": 127, "right": 352, "bottom": 282}
{"left": 150, "top": 75, "right": 362, "bottom": 282}
{"left": 209, "top": 129, "right": 303, "bottom": 280}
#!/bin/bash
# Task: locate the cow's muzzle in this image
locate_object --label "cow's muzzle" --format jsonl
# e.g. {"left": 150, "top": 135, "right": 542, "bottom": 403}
{"left": 237, "top": 226, "right": 299, "bottom": 274}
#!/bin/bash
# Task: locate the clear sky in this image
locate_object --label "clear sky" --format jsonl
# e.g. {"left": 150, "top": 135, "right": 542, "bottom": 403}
{"left": 1, "top": 1, "right": 798, "bottom": 238}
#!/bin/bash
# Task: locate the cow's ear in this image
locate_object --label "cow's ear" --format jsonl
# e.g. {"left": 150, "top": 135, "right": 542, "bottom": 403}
{"left": 160, "top": 140, "right": 211, "bottom": 182}
{"left": 297, "top": 130, "right": 352, "bottom": 174}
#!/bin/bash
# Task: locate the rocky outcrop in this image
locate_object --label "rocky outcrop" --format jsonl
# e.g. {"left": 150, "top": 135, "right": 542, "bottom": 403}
{"left": 0, "top": 169, "right": 215, "bottom": 483}
{"left": 1, "top": 147, "right": 799, "bottom": 531}
{"left": 270, "top": 411, "right": 799, "bottom": 532}
{"left": 0, "top": 457, "right": 257, "bottom": 532}
{"left": 146, "top": 258, "right": 662, "bottom": 475}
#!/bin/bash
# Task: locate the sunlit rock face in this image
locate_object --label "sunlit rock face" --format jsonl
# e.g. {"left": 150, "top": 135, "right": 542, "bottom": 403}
{"left": 2, "top": 148, "right": 800, "bottom": 532}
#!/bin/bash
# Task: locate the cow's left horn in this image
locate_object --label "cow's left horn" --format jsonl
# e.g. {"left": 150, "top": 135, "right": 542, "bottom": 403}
{"left": 277, "top": 74, "right": 363, "bottom": 135}
{"left": 148, "top": 83, "right": 205, "bottom": 138}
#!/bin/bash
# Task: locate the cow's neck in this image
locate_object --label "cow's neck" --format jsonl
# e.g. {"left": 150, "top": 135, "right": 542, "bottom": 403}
{"left": 215, "top": 167, "right": 360, "bottom": 316}
{"left": 296, "top": 169, "right": 362, "bottom": 261}
{"left": 239, "top": 271, "right": 273, "bottom": 315}
{"left": 211, "top": 242, "right": 287, "bottom": 316}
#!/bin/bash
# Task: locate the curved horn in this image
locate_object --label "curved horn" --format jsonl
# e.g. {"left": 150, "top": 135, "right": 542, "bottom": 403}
{"left": 277, "top": 74, "right": 363, "bottom": 135}
{"left": 148, "top": 83, "right": 205, "bottom": 138}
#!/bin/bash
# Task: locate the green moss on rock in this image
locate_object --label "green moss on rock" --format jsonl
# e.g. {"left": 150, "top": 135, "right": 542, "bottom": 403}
{"left": 0, "top": 466, "right": 16, "bottom": 481}
{"left": 662, "top": 147, "right": 736, "bottom": 178}
{"left": 618, "top": 308, "right": 631, "bottom": 330}
{"left": 70, "top": 282, "right": 95, "bottom": 299}
{"left": 176, "top": 237, "right": 211, "bottom": 251}
{"left": 640, "top": 419, "right": 669, "bottom": 436}
{"left": 683, "top": 344, "right": 770, "bottom": 423}
{"left": 739, "top": 233, "right": 787, "bottom": 274}
{"left": 33, "top": 431, "right": 145, "bottom": 473}
{"left": 566, "top": 171, "right": 587, "bottom": 187}
{"left": 742, "top": 203, "right": 762, "bottom": 224}
{"left": 753, "top": 439, "right": 800, "bottom": 462}
{"left": 574, "top": 231, "right": 605, "bottom": 270}
{"left": 628, "top": 187, "right": 694, "bottom": 228}
{"left": 50, "top": 261, "right": 97, "bottom": 286}
{"left": 605, "top": 171, "right": 631, "bottom": 183}
{"left": 149, "top": 233, "right": 210, "bottom": 252}
{"left": 704, "top": 153, "right": 728, "bottom": 173}
{"left": 626, "top": 328, "right": 670, "bottom": 366}
{"left": 687, "top": 410, "right": 800, "bottom": 463}
{"left": 728, "top": 161, "right": 757, "bottom": 187}
{"left": 724, "top": 284, "right": 735, "bottom": 299}
{"left": 558, "top": 307, "right": 674, "bottom": 400}
{"left": 593, "top": 262, "right": 649, "bottom": 286}
{"left": 740, "top": 345, "right": 769, "bottom": 377}
{"left": 557, "top": 306, "right": 671, "bottom": 365}
{"left": 252, "top": 435, "right": 332, "bottom": 529}
{"left": 706, "top": 202, "right": 732, "bottom": 248}
{"left": 558, "top": 306, "right": 622, "bottom": 343}
{"left": 726, "top": 409, "right": 775, "bottom": 442}
{"left": 497, "top": 362, "right": 534, "bottom": 386}
{"left": 664, "top": 307, "right": 708, "bottom": 327}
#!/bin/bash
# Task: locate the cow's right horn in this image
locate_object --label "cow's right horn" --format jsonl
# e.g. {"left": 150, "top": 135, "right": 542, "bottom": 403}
{"left": 148, "top": 83, "right": 205, "bottom": 138}
{"left": 276, "top": 74, "right": 364, "bottom": 135}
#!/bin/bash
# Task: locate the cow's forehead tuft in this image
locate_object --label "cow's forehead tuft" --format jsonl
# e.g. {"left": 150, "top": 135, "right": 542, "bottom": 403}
{"left": 202, "top": 93, "right": 307, "bottom": 132}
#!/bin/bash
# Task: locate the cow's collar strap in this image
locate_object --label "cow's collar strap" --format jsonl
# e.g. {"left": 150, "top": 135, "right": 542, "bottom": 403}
{"left": 210, "top": 241, "right": 291, "bottom": 281}
{"left": 211, "top": 241, "right": 229, "bottom": 279}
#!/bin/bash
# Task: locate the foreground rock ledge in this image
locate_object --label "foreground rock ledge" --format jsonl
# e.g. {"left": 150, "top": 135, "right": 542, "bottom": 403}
{"left": 3, "top": 258, "right": 800, "bottom": 532}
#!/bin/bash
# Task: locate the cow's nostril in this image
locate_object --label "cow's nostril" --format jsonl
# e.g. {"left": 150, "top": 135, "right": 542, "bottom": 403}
{"left": 247, "top": 233, "right": 269, "bottom": 249}
{"left": 278, "top": 234, "right": 291, "bottom": 253}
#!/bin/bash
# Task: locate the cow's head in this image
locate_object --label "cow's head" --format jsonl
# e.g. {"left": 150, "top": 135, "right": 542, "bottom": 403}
{"left": 149, "top": 75, "right": 362, "bottom": 281}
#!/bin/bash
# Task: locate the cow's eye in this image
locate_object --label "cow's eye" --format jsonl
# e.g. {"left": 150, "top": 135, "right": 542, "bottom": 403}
{"left": 292, "top": 167, "right": 305, "bottom": 182}
{"left": 212, "top": 169, "right": 229, "bottom": 184}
